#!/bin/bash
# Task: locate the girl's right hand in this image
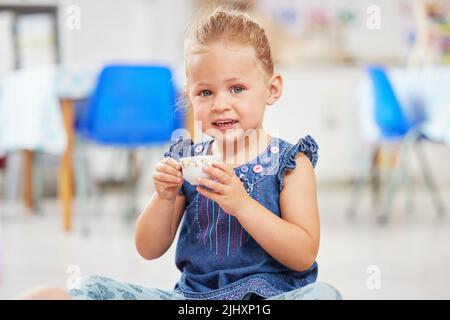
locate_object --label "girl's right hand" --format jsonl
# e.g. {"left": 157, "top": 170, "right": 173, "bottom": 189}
{"left": 152, "top": 157, "right": 183, "bottom": 201}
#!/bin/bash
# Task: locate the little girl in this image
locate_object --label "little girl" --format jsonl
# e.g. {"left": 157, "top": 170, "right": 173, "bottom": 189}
{"left": 20, "top": 7, "right": 341, "bottom": 300}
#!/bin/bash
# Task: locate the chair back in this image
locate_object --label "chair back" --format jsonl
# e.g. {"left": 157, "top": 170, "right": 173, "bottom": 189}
{"left": 77, "top": 65, "right": 182, "bottom": 146}
{"left": 367, "top": 65, "right": 411, "bottom": 138}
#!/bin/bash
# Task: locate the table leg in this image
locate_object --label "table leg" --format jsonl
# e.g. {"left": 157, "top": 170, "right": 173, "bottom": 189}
{"left": 22, "top": 150, "right": 34, "bottom": 210}
{"left": 59, "top": 99, "right": 75, "bottom": 231}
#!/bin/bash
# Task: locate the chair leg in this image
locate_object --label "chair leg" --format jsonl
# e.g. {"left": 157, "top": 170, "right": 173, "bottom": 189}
{"left": 378, "top": 130, "right": 418, "bottom": 225}
{"left": 126, "top": 145, "right": 166, "bottom": 222}
{"left": 83, "top": 154, "right": 101, "bottom": 219}
{"left": 346, "top": 171, "right": 365, "bottom": 220}
{"left": 32, "top": 152, "right": 43, "bottom": 215}
{"left": 347, "top": 145, "right": 380, "bottom": 220}
{"left": 370, "top": 146, "right": 381, "bottom": 212}
{"left": 134, "top": 148, "right": 151, "bottom": 203}
{"left": 3, "top": 152, "right": 22, "bottom": 216}
{"left": 378, "top": 147, "right": 404, "bottom": 225}
{"left": 95, "top": 148, "right": 122, "bottom": 220}
{"left": 139, "top": 145, "right": 166, "bottom": 192}
{"left": 74, "top": 141, "right": 90, "bottom": 236}
{"left": 403, "top": 156, "right": 415, "bottom": 216}
{"left": 4, "top": 152, "right": 21, "bottom": 201}
{"left": 415, "top": 141, "right": 446, "bottom": 219}
{"left": 123, "top": 149, "right": 139, "bottom": 223}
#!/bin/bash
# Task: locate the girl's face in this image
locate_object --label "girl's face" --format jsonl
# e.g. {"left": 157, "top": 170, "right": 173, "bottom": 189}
{"left": 186, "top": 41, "right": 282, "bottom": 144}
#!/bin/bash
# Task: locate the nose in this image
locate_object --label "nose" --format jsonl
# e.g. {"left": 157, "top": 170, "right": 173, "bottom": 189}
{"left": 212, "top": 93, "right": 231, "bottom": 112}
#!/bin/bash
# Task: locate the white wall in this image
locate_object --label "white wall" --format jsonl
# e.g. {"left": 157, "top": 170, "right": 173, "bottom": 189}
{"left": 0, "top": 11, "right": 15, "bottom": 77}
{"left": 265, "top": 67, "right": 450, "bottom": 184}
{"left": 264, "top": 67, "right": 362, "bottom": 182}
{"left": 58, "top": 0, "right": 195, "bottom": 68}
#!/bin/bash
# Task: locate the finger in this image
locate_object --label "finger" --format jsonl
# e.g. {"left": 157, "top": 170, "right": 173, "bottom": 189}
{"left": 157, "top": 163, "right": 182, "bottom": 177}
{"left": 212, "top": 162, "right": 236, "bottom": 176}
{"left": 203, "top": 165, "right": 231, "bottom": 183}
{"left": 196, "top": 185, "right": 219, "bottom": 202}
{"left": 156, "top": 182, "right": 182, "bottom": 190}
{"left": 197, "top": 177, "right": 225, "bottom": 194}
{"left": 153, "top": 171, "right": 183, "bottom": 184}
{"left": 163, "top": 157, "right": 182, "bottom": 170}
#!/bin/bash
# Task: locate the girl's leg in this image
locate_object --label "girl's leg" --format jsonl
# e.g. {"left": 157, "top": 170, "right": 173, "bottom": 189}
{"left": 266, "top": 282, "right": 342, "bottom": 300}
{"left": 67, "top": 275, "right": 185, "bottom": 300}
{"left": 17, "top": 286, "right": 72, "bottom": 300}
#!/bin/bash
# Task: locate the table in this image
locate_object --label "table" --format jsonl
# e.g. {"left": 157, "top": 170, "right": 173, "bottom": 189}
{"left": 4, "top": 65, "right": 193, "bottom": 230}
{"left": 56, "top": 98, "right": 195, "bottom": 231}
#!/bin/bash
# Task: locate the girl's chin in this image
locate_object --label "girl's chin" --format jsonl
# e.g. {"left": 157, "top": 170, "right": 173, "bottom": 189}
{"left": 211, "top": 130, "right": 244, "bottom": 141}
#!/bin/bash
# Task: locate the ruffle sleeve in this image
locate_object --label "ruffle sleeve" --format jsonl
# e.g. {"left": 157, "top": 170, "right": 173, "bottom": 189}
{"left": 163, "top": 136, "right": 194, "bottom": 195}
{"left": 277, "top": 135, "right": 319, "bottom": 192}
{"left": 163, "top": 136, "right": 194, "bottom": 160}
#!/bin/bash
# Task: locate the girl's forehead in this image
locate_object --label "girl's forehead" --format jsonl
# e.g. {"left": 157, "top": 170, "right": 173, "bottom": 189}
{"left": 186, "top": 43, "right": 263, "bottom": 82}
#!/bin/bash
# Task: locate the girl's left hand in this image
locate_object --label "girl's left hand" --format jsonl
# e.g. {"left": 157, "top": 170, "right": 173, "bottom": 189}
{"left": 196, "top": 162, "right": 252, "bottom": 217}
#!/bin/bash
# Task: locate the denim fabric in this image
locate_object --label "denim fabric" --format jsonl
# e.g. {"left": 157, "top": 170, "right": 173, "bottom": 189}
{"left": 164, "top": 135, "right": 320, "bottom": 300}
{"left": 67, "top": 275, "right": 342, "bottom": 300}
{"left": 68, "top": 275, "right": 185, "bottom": 300}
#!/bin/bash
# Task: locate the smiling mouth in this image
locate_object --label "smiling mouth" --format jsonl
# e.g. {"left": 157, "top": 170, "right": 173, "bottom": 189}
{"left": 212, "top": 120, "right": 238, "bottom": 128}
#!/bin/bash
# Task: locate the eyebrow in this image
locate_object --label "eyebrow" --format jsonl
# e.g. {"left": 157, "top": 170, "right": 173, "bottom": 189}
{"left": 194, "top": 77, "right": 242, "bottom": 87}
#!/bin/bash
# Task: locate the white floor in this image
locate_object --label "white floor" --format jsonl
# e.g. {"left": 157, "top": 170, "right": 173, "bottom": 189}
{"left": 1, "top": 183, "right": 449, "bottom": 300}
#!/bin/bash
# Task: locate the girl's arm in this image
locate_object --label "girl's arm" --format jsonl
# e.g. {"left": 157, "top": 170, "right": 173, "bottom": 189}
{"left": 135, "top": 193, "right": 186, "bottom": 260}
{"left": 236, "top": 153, "right": 320, "bottom": 272}
{"left": 197, "top": 153, "right": 319, "bottom": 272}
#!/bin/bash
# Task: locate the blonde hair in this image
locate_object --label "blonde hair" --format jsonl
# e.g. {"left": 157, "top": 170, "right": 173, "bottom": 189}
{"left": 184, "top": 6, "right": 274, "bottom": 76}
{"left": 179, "top": 6, "right": 274, "bottom": 113}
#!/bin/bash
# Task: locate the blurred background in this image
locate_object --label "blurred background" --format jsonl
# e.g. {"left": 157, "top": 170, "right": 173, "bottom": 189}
{"left": 0, "top": 0, "right": 449, "bottom": 299}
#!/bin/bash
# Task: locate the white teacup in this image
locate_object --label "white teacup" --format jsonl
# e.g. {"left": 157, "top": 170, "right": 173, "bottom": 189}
{"left": 179, "top": 155, "right": 219, "bottom": 186}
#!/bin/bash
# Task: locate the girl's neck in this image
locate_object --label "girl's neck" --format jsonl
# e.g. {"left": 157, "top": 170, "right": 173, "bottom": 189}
{"left": 210, "top": 130, "right": 272, "bottom": 168}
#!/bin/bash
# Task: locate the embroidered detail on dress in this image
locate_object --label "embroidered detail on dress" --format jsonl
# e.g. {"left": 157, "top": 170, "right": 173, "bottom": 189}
{"left": 215, "top": 205, "right": 220, "bottom": 256}
{"left": 177, "top": 276, "right": 284, "bottom": 300}
{"left": 196, "top": 194, "right": 203, "bottom": 243}
{"left": 216, "top": 278, "right": 282, "bottom": 300}
{"left": 197, "top": 193, "right": 247, "bottom": 257}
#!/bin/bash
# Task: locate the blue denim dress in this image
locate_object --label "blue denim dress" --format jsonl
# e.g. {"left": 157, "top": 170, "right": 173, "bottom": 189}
{"left": 163, "top": 135, "right": 319, "bottom": 300}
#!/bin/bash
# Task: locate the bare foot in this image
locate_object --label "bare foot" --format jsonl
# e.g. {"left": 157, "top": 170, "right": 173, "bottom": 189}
{"left": 15, "top": 286, "right": 73, "bottom": 300}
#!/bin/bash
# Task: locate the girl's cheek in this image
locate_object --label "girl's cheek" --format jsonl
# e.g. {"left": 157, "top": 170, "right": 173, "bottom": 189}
{"left": 193, "top": 108, "right": 210, "bottom": 124}
{"left": 198, "top": 104, "right": 212, "bottom": 116}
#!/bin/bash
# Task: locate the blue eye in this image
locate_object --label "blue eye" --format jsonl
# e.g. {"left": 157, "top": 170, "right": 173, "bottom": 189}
{"left": 231, "top": 86, "right": 244, "bottom": 94}
{"left": 200, "top": 90, "right": 212, "bottom": 97}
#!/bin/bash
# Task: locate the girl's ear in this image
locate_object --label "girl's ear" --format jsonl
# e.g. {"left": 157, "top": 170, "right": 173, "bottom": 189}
{"left": 266, "top": 73, "right": 283, "bottom": 106}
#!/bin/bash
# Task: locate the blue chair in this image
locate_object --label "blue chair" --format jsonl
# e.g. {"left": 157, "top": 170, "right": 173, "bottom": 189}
{"left": 76, "top": 65, "right": 183, "bottom": 145}
{"left": 74, "top": 65, "right": 184, "bottom": 234}
{"left": 348, "top": 65, "right": 445, "bottom": 224}
{"left": 370, "top": 66, "right": 413, "bottom": 138}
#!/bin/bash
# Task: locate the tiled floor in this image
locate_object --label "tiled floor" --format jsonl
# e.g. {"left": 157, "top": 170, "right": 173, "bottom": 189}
{"left": 0, "top": 183, "right": 449, "bottom": 299}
